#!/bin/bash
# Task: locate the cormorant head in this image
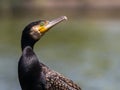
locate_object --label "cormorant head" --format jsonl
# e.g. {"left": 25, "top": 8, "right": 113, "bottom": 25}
{"left": 21, "top": 16, "right": 67, "bottom": 49}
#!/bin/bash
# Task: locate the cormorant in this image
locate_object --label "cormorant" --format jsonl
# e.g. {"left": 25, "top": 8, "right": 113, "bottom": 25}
{"left": 18, "top": 16, "right": 81, "bottom": 90}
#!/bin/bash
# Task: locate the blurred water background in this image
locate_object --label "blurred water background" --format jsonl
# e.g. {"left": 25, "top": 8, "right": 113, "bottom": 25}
{"left": 0, "top": 0, "right": 120, "bottom": 90}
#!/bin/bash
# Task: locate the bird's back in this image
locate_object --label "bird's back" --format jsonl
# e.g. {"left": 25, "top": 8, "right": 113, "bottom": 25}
{"left": 19, "top": 47, "right": 81, "bottom": 90}
{"left": 41, "top": 63, "right": 81, "bottom": 90}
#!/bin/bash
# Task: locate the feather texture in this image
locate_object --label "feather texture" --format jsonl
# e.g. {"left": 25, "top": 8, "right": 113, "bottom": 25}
{"left": 41, "top": 64, "right": 81, "bottom": 90}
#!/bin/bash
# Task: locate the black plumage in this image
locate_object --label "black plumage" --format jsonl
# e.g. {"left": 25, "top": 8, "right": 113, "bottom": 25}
{"left": 18, "top": 16, "right": 81, "bottom": 90}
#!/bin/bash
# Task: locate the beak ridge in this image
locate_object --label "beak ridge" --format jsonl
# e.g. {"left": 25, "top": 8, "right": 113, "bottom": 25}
{"left": 46, "top": 16, "right": 67, "bottom": 29}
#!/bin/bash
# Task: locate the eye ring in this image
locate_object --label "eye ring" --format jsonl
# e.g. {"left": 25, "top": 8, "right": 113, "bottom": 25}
{"left": 40, "top": 22, "right": 45, "bottom": 26}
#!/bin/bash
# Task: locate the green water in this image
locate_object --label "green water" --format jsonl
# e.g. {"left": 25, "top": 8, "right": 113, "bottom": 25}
{"left": 0, "top": 17, "right": 120, "bottom": 90}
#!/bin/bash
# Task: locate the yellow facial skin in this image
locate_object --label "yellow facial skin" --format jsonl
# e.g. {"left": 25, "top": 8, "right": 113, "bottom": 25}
{"left": 38, "top": 24, "right": 48, "bottom": 33}
{"left": 38, "top": 21, "right": 49, "bottom": 33}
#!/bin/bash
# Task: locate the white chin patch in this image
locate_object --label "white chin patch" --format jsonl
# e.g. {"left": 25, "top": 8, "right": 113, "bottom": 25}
{"left": 30, "top": 27, "right": 41, "bottom": 40}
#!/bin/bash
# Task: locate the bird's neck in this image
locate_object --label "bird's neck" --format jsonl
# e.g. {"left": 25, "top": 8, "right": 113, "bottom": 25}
{"left": 21, "top": 42, "right": 34, "bottom": 51}
{"left": 19, "top": 46, "right": 43, "bottom": 90}
{"left": 20, "top": 46, "right": 41, "bottom": 75}
{"left": 21, "top": 33, "right": 37, "bottom": 51}
{"left": 21, "top": 38, "right": 36, "bottom": 51}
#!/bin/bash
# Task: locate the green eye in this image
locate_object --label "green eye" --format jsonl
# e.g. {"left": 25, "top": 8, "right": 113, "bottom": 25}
{"left": 40, "top": 22, "right": 45, "bottom": 26}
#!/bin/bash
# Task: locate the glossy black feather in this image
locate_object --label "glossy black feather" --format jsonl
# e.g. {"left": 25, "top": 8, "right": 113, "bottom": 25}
{"left": 18, "top": 46, "right": 46, "bottom": 90}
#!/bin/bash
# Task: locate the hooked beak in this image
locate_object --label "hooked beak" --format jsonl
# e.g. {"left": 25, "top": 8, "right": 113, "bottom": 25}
{"left": 39, "top": 16, "right": 67, "bottom": 33}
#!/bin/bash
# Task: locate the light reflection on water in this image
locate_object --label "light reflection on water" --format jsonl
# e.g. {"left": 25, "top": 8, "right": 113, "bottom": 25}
{"left": 0, "top": 19, "right": 120, "bottom": 90}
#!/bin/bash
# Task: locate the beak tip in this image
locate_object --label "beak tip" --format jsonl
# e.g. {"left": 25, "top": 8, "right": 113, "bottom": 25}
{"left": 62, "top": 16, "right": 68, "bottom": 20}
